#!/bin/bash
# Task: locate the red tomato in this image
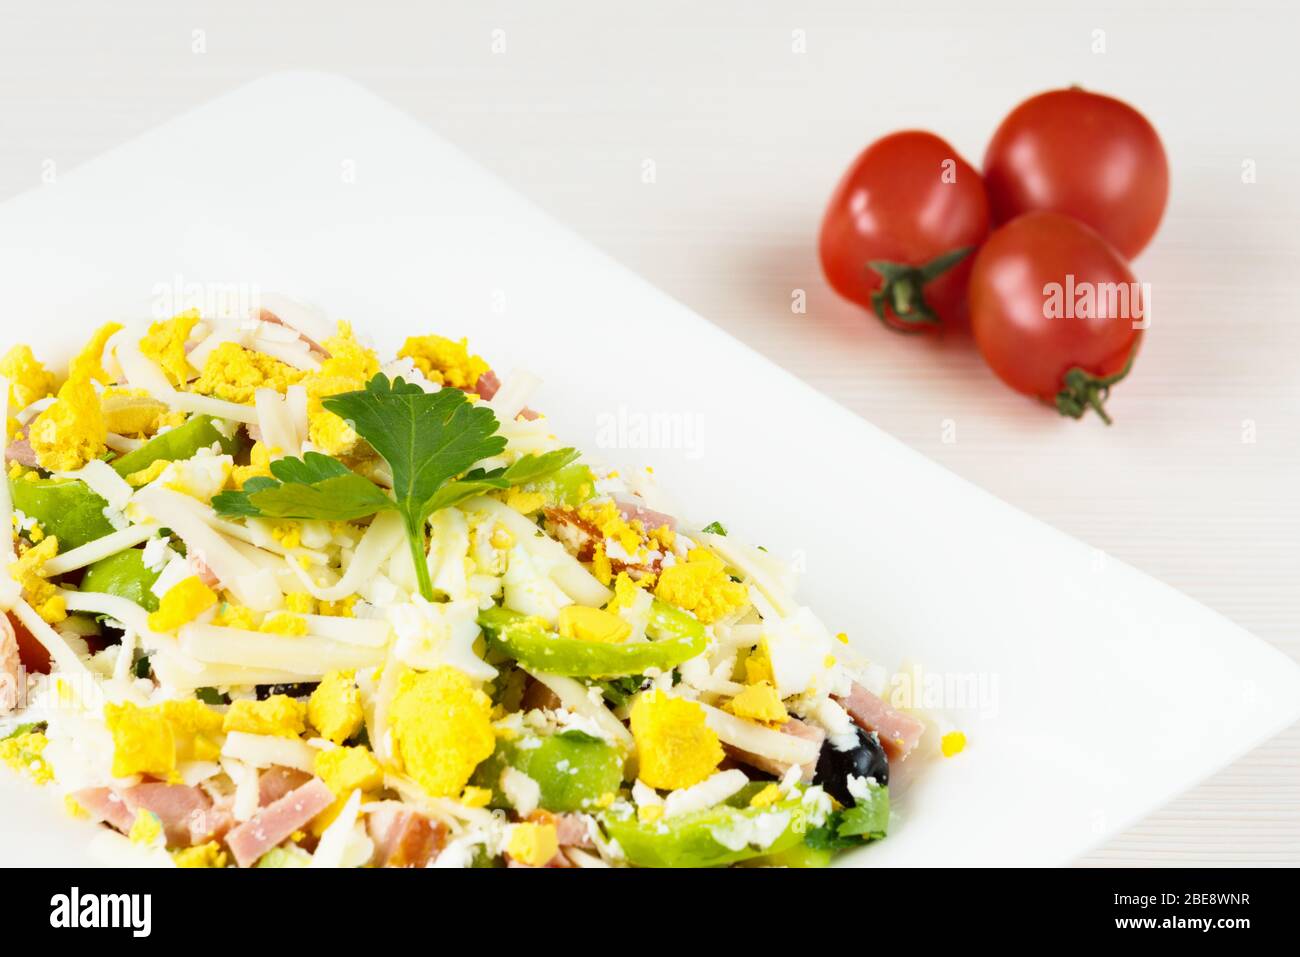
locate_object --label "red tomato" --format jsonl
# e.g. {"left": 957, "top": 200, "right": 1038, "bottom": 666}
{"left": 983, "top": 88, "right": 1169, "bottom": 259}
{"left": 819, "top": 131, "right": 991, "bottom": 331}
{"left": 7, "top": 612, "right": 50, "bottom": 675}
{"left": 969, "top": 212, "right": 1144, "bottom": 424}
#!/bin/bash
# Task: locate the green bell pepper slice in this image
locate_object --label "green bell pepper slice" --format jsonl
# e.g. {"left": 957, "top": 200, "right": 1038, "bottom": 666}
{"left": 473, "top": 729, "right": 624, "bottom": 813}
{"left": 477, "top": 603, "right": 706, "bottom": 678}
{"left": 80, "top": 548, "right": 162, "bottom": 612}
{"left": 526, "top": 463, "right": 596, "bottom": 508}
{"left": 110, "top": 414, "right": 239, "bottom": 477}
{"left": 9, "top": 476, "right": 116, "bottom": 549}
{"left": 600, "top": 796, "right": 807, "bottom": 868}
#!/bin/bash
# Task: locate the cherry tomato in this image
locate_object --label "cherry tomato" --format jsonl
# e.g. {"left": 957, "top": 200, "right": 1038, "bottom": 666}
{"left": 7, "top": 612, "right": 50, "bottom": 675}
{"left": 983, "top": 88, "right": 1169, "bottom": 259}
{"left": 969, "top": 212, "right": 1144, "bottom": 424}
{"left": 819, "top": 131, "right": 990, "bottom": 332}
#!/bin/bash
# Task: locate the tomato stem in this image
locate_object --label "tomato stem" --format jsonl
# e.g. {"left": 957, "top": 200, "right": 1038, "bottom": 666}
{"left": 866, "top": 247, "right": 973, "bottom": 332}
{"left": 1054, "top": 348, "right": 1137, "bottom": 425}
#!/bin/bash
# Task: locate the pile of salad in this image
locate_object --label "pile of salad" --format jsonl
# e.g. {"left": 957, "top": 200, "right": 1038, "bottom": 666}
{"left": 0, "top": 296, "right": 955, "bottom": 868}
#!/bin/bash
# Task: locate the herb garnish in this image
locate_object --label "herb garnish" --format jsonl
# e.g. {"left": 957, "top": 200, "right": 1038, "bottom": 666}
{"left": 213, "top": 374, "right": 577, "bottom": 600}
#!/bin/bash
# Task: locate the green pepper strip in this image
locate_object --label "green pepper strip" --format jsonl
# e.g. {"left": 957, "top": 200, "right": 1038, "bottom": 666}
{"left": 599, "top": 796, "right": 807, "bottom": 868}
{"left": 477, "top": 602, "right": 706, "bottom": 678}
{"left": 110, "top": 414, "right": 239, "bottom": 477}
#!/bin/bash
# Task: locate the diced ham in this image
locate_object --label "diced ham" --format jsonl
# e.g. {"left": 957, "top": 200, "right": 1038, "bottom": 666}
{"left": 188, "top": 553, "right": 222, "bottom": 589}
{"left": 257, "top": 765, "right": 313, "bottom": 806}
{"left": 121, "top": 782, "right": 231, "bottom": 846}
{"left": 472, "top": 370, "right": 500, "bottom": 400}
{"left": 835, "top": 681, "right": 925, "bottom": 761}
{"left": 5, "top": 438, "right": 37, "bottom": 469}
{"left": 724, "top": 717, "right": 824, "bottom": 783}
{"left": 365, "top": 806, "right": 446, "bottom": 868}
{"left": 225, "top": 777, "right": 334, "bottom": 867}
{"left": 543, "top": 506, "right": 662, "bottom": 580}
{"left": 0, "top": 615, "right": 19, "bottom": 714}
{"left": 554, "top": 813, "right": 594, "bottom": 849}
{"left": 516, "top": 407, "right": 541, "bottom": 421}
{"left": 615, "top": 499, "right": 677, "bottom": 532}
{"left": 72, "top": 787, "right": 136, "bottom": 833}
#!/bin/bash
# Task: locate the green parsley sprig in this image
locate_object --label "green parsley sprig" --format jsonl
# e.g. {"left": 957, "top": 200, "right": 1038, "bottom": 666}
{"left": 212, "top": 374, "right": 577, "bottom": 600}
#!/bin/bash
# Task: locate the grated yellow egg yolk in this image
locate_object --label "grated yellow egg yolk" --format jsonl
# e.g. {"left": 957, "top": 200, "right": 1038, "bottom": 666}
{"left": 397, "top": 334, "right": 489, "bottom": 391}
{"left": 223, "top": 695, "right": 307, "bottom": 739}
{"left": 629, "top": 690, "right": 723, "bottom": 790}
{"left": 259, "top": 612, "right": 308, "bottom": 637}
{"left": 173, "top": 841, "right": 228, "bottom": 868}
{"left": 314, "top": 744, "right": 384, "bottom": 795}
{"left": 159, "top": 698, "right": 224, "bottom": 763}
{"left": 28, "top": 373, "right": 107, "bottom": 472}
{"left": 748, "top": 783, "right": 782, "bottom": 808}
{"left": 230, "top": 440, "right": 273, "bottom": 489}
{"left": 303, "top": 321, "right": 381, "bottom": 455}
{"left": 104, "top": 701, "right": 177, "bottom": 780}
{"left": 147, "top": 576, "right": 218, "bottom": 633}
{"left": 211, "top": 601, "right": 258, "bottom": 630}
{"left": 0, "top": 345, "right": 54, "bottom": 436}
{"left": 390, "top": 666, "right": 495, "bottom": 798}
{"left": 0, "top": 731, "right": 53, "bottom": 784}
{"left": 128, "top": 809, "right": 164, "bottom": 847}
{"left": 307, "top": 670, "right": 364, "bottom": 745}
{"left": 506, "top": 822, "right": 558, "bottom": 868}
{"left": 191, "top": 341, "right": 304, "bottom": 404}
{"left": 68, "top": 322, "right": 123, "bottom": 385}
{"left": 725, "top": 680, "right": 788, "bottom": 725}
{"left": 653, "top": 548, "right": 748, "bottom": 624}
{"left": 139, "top": 310, "right": 199, "bottom": 387}
{"left": 9, "top": 535, "right": 66, "bottom": 623}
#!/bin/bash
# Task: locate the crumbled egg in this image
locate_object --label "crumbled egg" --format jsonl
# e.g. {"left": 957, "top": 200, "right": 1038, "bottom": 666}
{"left": 191, "top": 341, "right": 304, "bottom": 404}
{"left": 222, "top": 695, "right": 307, "bottom": 739}
{"left": 173, "top": 841, "right": 228, "bottom": 868}
{"left": 9, "top": 536, "right": 66, "bottom": 623}
{"left": 128, "top": 809, "right": 164, "bottom": 847}
{"left": 0, "top": 344, "right": 54, "bottom": 435}
{"left": 389, "top": 666, "right": 494, "bottom": 797}
{"left": 139, "top": 310, "right": 199, "bottom": 387}
{"left": 505, "top": 821, "right": 558, "bottom": 868}
{"left": 146, "top": 576, "right": 218, "bottom": 633}
{"left": 653, "top": 548, "right": 748, "bottom": 624}
{"left": 725, "top": 681, "right": 788, "bottom": 725}
{"left": 307, "top": 670, "right": 364, "bottom": 745}
{"left": 0, "top": 730, "right": 53, "bottom": 784}
{"left": 314, "top": 744, "right": 384, "bottom": 795}
{"left": 557, "top": 604, "right": 631, "bottom": 644}
{"left": 389, "top": 597, "right": 494, "bottom": 680}
{"left": 397, "top": 334, "right": 489, "bottom": 391}
{"left": 28, "top": 374, "right": 106, "bottom": 472}
{"left": 103, "top": 701, "right": 177, "bottom": 780}
{"left": 629, "top": 690, "right": 723, "bottom": 790}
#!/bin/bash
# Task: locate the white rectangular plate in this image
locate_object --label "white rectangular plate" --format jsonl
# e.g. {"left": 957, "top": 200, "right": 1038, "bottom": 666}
{"left": 1, "top": 72, "right": 1296, "bottom": 867}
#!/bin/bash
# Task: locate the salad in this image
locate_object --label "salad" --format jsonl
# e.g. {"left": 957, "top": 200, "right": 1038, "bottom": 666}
{"left": 0, "top": 297, "right": 953, "bottom": 868}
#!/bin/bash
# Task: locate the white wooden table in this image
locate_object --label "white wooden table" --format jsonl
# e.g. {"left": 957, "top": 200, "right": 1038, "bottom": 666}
{"left": 1, "top": 0, "right": 1295, "bottom": 865}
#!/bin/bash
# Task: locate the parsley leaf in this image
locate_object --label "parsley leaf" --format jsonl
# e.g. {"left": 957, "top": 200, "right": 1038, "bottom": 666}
{"left": 700, "top": 521, "right": 727, "bottom": 535}
{"left": 213, "top": 453, "right": 393, "bottom": 521}
{"left": 212, "top": 374, "right": 578, "bottom": 601}
{"left": 803, "top": 784, "right": 890, "bottom": 849}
